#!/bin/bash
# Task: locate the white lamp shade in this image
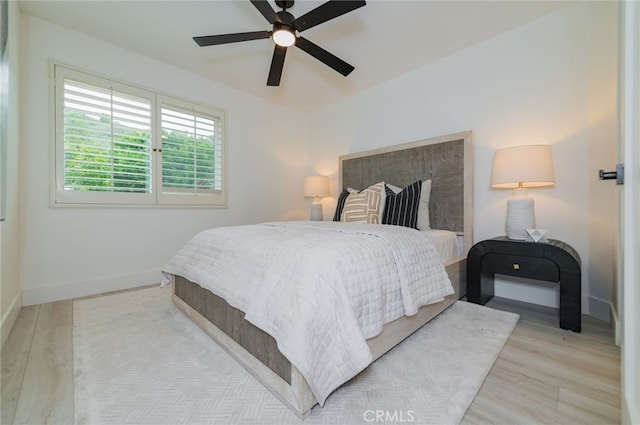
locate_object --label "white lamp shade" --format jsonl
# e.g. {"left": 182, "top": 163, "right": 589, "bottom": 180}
{"left": 303, "top": 176, "right": 330, "bottom": 198}
{"left": 491, "top": 144, "right": 555, "bottom": 189}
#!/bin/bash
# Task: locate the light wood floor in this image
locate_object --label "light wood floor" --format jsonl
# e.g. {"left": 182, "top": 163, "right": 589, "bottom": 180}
{"left": 1, "top": 290, "right": 620, "bottom": 425}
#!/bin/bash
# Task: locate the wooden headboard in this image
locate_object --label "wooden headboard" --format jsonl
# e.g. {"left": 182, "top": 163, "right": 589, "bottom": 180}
{"left": 339, "top": 131, "right": 474, "bottom": 255}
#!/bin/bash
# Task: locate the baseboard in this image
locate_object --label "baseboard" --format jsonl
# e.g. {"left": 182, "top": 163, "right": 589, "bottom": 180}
{"left": 587, "top": 295, "right": 614, "bottom": 323}
{"left": 610, "top": 302, "right": 621, "bottom": 347}
{"left": 622, "top": 393, "right": 639, "bottom": 425}
{"left": 1, "top": 290, "right": 23, "bottom": 350}
{"left": 584, "top": 295, "right": 621, "bottom": 346}
{"left": 22, "top": 270, "right": 162, "bottom": 306}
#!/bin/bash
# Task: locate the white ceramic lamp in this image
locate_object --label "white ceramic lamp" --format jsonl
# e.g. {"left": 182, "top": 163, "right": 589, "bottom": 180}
{"left": 303, "top": 176, "right": 330, "bottom": 221}
{"left": 490, "top": 145, "right": 555, "bottom": 240}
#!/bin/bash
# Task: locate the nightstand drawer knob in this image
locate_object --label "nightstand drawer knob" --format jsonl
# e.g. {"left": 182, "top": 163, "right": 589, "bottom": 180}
{"left": 513, "top": 263, "right": 520, "bottom": 270}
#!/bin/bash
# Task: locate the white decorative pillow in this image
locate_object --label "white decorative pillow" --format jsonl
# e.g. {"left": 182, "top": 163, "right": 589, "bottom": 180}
{"left": 341, "top": 182, "right": 386, "bottom": 224}
{"left": 388, "top": 179, "right": 432, "bottom": 230}
{"left": 417, "top": 179, "right": 431, "bottom": 230}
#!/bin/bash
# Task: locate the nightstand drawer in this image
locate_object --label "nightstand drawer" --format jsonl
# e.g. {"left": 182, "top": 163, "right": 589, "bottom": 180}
{"left": 483, "top": 253, "right": 559, "bottom": 282}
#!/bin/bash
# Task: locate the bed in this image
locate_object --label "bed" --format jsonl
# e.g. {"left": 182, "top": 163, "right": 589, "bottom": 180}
{"left": 162, "top": 130, "right": 474, "bottom": 418}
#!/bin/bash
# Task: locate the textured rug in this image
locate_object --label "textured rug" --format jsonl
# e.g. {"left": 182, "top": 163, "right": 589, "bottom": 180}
{"left": 73, "top": 286, "right": 518, "bottom": 425}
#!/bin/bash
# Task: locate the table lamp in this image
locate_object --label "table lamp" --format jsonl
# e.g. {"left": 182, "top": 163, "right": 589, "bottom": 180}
{"left": 303, "top": 176, "right": 330, "bottom": 221}
{"left": 490, "top": 145, "right": 555, "bottom": 240}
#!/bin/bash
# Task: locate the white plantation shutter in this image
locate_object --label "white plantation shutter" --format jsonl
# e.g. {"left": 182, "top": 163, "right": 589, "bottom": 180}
{"left": 62, "top": 79, "right": 152, "bottom": 193}
{"left": 160, "top": 105, "right": 223, "bottom": 192}
{"left": 157, "top": 96, "right": 226, "bottom": 205}
{"left": 52, "top": 64, "right": 226, "bottom": 207}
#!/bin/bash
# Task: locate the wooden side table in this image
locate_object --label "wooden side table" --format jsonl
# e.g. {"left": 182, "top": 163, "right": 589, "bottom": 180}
{"left": 467, "top": 237, "right": 581, "bottom": 332}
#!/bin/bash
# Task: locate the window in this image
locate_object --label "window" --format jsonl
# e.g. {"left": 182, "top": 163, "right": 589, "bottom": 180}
{"left": 157, "top": 97, "right": 224, "bottom": 205}
{"left": 52, "top": 64, "right": 226, "bottom": 207}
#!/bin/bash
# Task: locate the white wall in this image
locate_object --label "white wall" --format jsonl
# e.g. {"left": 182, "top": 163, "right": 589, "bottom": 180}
{"left": 307, "top": 2, "right": 618, "bottom": 318}
{"left": 0, "top": 0, "right": 23, "bottom": 347}
{"left": 19, "top": 14, "right": 309, "bottom": 305}
{"left": 15, "top": 3, "right": 619, "bottom": 317}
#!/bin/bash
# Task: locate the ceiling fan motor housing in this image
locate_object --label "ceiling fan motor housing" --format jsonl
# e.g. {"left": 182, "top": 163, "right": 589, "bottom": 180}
{"left": 275, "top": 10, "right": 295, "bottom": 26}
{"left": 275, "top": 0, "right": 295, "bottom": 10}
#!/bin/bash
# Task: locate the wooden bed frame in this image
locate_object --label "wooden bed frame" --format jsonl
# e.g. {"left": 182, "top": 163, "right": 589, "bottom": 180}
{"left": 171, "top": 130, "right": 474, "bottom": 418}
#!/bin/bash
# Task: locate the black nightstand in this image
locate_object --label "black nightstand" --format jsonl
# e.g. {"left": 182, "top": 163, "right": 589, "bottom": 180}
{"left": 467, "top": 237, "right": 581, "bottom": 332}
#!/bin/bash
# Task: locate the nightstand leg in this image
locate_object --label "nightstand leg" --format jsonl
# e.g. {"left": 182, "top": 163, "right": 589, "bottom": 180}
{"left": 479, "top": 272, "right": 495, "bottom": 305}
{"left": 467, "top": 256, "right": 481, "bottom": 304}
{"left": 467, "top": 271, "right": 495, "bottom": 306}
{"left": 559, "top": 271, "right": 581, "bottom": 332}
{"left": 467, "top": 251, "right": 496, "bottom": 305}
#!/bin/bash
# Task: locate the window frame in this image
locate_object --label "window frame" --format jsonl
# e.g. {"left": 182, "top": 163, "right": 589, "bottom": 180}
{"left": 50, "top": 63, "right": 228, "bottom": 208}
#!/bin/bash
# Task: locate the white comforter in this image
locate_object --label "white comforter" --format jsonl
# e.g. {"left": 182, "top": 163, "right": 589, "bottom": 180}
{"left": 161, "top": 221, "right": 454, "bottom": 405}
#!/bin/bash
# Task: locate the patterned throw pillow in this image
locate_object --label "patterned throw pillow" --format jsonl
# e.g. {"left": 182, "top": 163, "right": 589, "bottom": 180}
{"left": 382, "top": 180, "right": 422, "bottom": 229}
{"left": 340, "top": 182, "right": 386, "bottom": 224}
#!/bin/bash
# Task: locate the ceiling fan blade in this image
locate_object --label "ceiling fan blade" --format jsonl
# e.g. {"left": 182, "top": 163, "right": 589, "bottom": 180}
{"left": 293, "top": 1, "right": 366, "bottom": 32}
{"left": 267, "top": 45, "right": 288, "bottom": 86}
{"left": 295, "top": 36, "right": 354, "bottom": 76}
{"left": 250, "top": 0, "right": 282, "bottom": 24}
{"left": 193, "top": 31, "right": 271, "bottom": 46}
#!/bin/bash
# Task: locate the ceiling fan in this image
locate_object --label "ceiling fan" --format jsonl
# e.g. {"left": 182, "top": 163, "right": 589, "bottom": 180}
{"left": 193, "top": 0, "right": 366, "bottom": 86}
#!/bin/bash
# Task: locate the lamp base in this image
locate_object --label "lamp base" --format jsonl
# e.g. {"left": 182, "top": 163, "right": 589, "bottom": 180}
{"left": 309, "top": 202, "right": 323, "bottom": 221}
{"left": 506, "top": 198, "right": 535, "bottom": 240}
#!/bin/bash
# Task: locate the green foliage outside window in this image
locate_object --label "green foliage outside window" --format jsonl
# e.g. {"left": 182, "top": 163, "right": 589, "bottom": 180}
{"left": 63, "top": 112, "right": 218, "bottom": 193}
{"left": 64, "top": 112, "right": 151, "bottom": 192}
{"left": 161, "top": 128, "right": 216, "bottom": 191}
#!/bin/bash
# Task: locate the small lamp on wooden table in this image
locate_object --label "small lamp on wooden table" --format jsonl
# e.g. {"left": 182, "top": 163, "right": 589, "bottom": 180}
{"left": 490, "top": 144, "right": 555, "bottom": 240}
{"left": 303, "top": 175, "right": 330, "bottom": 221}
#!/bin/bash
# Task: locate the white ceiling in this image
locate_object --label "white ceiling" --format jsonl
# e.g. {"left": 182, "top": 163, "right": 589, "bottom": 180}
{"left": 19, "top": 0, "right": 570, "bottom": 111}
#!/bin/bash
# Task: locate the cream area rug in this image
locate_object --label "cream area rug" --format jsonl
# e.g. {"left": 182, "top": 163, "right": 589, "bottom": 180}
{"left": 73, "top": 286, "right": 519, "bottom": 425}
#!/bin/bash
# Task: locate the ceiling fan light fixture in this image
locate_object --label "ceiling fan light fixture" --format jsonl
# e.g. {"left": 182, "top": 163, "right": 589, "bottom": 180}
{"left": 272, "top": 25, "right": 296, "bottom": 47}
{"left": 193, "top": 0, "right": 367, "bottom": 86}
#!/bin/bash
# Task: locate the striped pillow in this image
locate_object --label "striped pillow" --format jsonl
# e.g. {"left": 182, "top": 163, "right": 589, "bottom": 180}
{"left": 382, "top": 180, "right": 422, "bottom": 229}
{"left": 332, "top": 189, "right": 350, "bottom": 221}
{"left": 340, "top": 182, "right": 386, "bottom": 224}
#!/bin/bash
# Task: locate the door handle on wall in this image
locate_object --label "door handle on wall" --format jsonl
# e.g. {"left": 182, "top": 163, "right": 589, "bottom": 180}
{"left": 598, "top": 163, "right": 624, "bottom": 185}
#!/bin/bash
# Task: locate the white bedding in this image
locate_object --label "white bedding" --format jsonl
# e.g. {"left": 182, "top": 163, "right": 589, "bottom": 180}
{"left": 161, "top": 221, "right": 454, "bottom": 406}
{"left": 423, "top": 228, "right": 461, "bottom": 263}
